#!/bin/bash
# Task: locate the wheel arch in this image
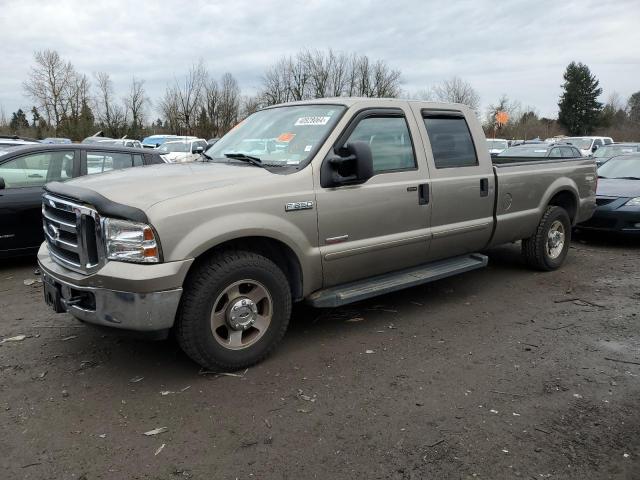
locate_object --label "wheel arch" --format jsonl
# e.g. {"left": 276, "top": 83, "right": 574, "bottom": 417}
{"left": 186, "top": 235, "right": 305, "bottom": 302}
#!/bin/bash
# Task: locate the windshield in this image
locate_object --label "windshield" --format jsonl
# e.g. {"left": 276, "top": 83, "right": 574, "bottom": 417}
{"left": 593, "top": 145, "right": 639, "bottom": 158}
{"left": 498, "top": 146, "right": 550, "bottom": 157}
{"left": 206, "top": 105, "right": 346, "bottom": 167}
{"left": 158, "top": 142, "right": 190, "bottom": 153}
{"left": 565, "top": 138, "right": 592, "bottom": 150}
{"left": 597, "top": 156, "right": 640, "bottom": 179}
{"left": 487, "top": 140, "right": 508, "bottom": 150}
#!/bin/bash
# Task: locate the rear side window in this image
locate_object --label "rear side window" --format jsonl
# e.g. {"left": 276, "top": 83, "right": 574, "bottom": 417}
{"left": 86, "top": 152, "right": 133, "bottom": 175}
{"left": 423, "top": 115, "right": 478, "bottom": 168}
{"left": 345, "top": 116, "right": 416, "bottom": 173}
{"left": 603, "top": 138, "right": 613, "bottom": 145}
{"left": 549, "top": 148, "right": 562, "bottom": 158}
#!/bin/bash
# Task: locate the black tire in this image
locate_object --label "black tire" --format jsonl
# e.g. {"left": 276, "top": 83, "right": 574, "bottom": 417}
{"left": 176, "top": 250, "right": 291, "bottom": 371}
{"left": 522, "top": 205, "right": 571, "bottom": 271}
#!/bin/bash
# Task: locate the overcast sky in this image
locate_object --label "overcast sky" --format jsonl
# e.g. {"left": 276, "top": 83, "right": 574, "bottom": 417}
{"left": 1, "top": 0, "right": 639, "bottom": 120}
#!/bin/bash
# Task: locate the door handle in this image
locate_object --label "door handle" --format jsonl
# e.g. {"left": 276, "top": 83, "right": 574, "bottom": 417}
{"left": 480, "top": 178, "right": 489, "bottom": 197}
{"left": 418, "top": 183, "right": 429, "bottom": 205}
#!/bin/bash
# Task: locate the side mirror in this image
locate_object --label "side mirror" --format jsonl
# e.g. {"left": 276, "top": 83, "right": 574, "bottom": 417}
{"left": 592, "top": 145, "right": 598, "bottom": 152}
{"left": 321, "top": 141, "right": 374, "bottom": 188}
{"left": 193, "top": 146, "right": 204, "bottom": 154}
{"left": 0, "top": 177, "right": 5, "bottom": 190}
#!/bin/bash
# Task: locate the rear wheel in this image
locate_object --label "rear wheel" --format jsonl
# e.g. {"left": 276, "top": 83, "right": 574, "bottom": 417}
{"left": 522, "top": 205, "right": 571, "bottom": 271}
{"left": 176, "top": 250, "right": 291, "bottom": 371}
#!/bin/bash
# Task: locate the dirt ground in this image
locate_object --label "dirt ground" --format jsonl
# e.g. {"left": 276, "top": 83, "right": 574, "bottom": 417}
{"left": 1, "top": 233, "right": 639, "bottom": 480}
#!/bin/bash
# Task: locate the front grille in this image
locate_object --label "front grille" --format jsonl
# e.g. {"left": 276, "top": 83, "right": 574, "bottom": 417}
{"left": 42, "top": 194, "right": 104, "bottom": 274}
{"left": 596, "top": 197, "right": 616, "bottom": 206}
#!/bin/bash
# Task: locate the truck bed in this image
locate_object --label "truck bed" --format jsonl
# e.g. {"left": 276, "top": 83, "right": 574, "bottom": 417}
{"left": 488, "top": 156, "right": 597, "bottom": 247}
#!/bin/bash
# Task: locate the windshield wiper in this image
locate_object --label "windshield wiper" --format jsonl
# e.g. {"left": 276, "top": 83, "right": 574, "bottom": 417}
{"left": 597, "top": 175, "right": 609, "bottom": 179}
{"left": 224, "top": 153, "right": 264, "bottom": 167}
{"left": 616, "top": 176, "right": 640, "bottom": 180}
{"left": 201, "top": 151, "right": 213, "bottom": 161}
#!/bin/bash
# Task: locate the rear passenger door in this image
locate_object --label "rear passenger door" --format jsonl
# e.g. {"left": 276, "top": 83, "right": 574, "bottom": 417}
{"left": 315, "top": 107, "right": 432, "bottom": 287}
{"left": 412, "top": 108, "right": 495, "bottom": 261}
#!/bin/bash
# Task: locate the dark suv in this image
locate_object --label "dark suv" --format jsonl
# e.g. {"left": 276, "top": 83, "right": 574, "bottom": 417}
{"left": 0, "top": 144, "right": 165, "bottom": 257}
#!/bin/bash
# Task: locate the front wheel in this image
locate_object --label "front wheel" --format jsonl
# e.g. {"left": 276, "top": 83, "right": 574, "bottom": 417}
{"left": 522, "top": 205, "right": 571, "bottom": 271}
{"left": 176, "top": 250, "right": 292, "bottom": 371}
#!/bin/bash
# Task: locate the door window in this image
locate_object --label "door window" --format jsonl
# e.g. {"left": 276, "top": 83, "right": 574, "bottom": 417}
{"left": 423, "top": 116, "right": 478, "bottom": 168}
{"left": 548, "top": 148, "right": 563, "bottom": 158}
{"left": 87, "top": 152, "right": 134, "bottom": 174}
{"left": 0, "top": 151, "right": 75, "bottom": 188}
{"left": 560, "top": 147, "right": 577, "bottom": 158}
{"left": 344, "top": 116, "right": 416, "bottom": 173}
{"left": 132, "top": 154, "right": 144, "bottom": 166}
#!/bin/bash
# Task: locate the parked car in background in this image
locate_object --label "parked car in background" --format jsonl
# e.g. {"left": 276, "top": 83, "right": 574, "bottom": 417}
{"left": 157, "top": 138, "right": 208, "bottom": 162}
{"left": 207, "top": 138, "right": 220, "bottom": 147}
{"left": 0, "top": 144, "right": 165, "bottom": 258}
{"left": 0, "top": 135, "right": 40, "bottom": 154}
{"left": 593, "top": 143, "right": 640, "bottom": 167}
{"left": 141, "top": 134, "right": 188, "bottom": 148}
{"left": 578, "top": 154, "right": 640, "bottom": 234}
{"left": 82, "top": 133, "right": 113, "bottom": 144}
{"left": 565, "top": 136, "right": 614, "bottom": 156}
{"left": 98, "top": 138, "right": 143, "bottom": 149}
{"left": 486, "top": 138, "right": 509, "bottom": 155}
{"left": 41, "top": 137, "right": 72, "bottom": 144}
{"left": 495, "top": 143, "right": 582, "bottom": 161}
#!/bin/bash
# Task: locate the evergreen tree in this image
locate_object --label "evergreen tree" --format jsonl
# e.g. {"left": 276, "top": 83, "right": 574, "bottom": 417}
{"left": 558, "top": 62, "right": 602, "bottom": 135}
{"left": 9, "top": 109, "right": 29, "bottom": 131}
{"left": 31, "top": 106, "right": 41, "bottom": 128}
{"left": 628, "top": 91, "right": 640, "bottom": 124}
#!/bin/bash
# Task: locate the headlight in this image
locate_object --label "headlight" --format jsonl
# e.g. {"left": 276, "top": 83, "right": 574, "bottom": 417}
{"left": 625, "top": 197, "right": 640, "bottom": 207}
{"left": 103, "top": 218, "right": 160, "bottom": 263}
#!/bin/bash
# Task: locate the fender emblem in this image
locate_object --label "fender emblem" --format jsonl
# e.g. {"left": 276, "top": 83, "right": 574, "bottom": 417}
{"left": 285, "top": 201, "right": 314, "bottom": 212}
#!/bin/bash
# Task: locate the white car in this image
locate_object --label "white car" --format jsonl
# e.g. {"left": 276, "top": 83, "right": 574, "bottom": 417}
{"left": 564, "top": 136, "right": 613, "bottom": 157}
{"left": 157, "top": 138, "right": 208, "bottom": 163}
{"left": 486, "top": 138, "right": 509, "bottom": 155}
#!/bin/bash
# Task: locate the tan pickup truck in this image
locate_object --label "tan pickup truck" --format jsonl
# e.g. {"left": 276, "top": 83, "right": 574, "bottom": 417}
{"left": 38, "top": 98, "right": 596, "bottom": 370}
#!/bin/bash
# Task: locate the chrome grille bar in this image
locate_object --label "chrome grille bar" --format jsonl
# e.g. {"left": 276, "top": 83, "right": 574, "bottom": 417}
{"left": 42, "top": 193, "right": 105, "bottom": 274}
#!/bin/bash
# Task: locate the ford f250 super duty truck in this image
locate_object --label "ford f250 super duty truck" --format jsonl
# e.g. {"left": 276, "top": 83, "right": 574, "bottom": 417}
{"left": 38, "top": 98, "right": 597, "bottom": 370}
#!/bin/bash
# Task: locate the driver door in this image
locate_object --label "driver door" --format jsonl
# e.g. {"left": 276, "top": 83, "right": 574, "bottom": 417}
{"left": 314, "top": 107, "right": 432, "bottom": 287}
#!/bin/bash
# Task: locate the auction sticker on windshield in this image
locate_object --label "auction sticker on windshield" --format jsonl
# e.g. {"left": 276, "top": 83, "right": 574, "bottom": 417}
{"left": 295, "top": 116, "right": 331, "bottom": 126}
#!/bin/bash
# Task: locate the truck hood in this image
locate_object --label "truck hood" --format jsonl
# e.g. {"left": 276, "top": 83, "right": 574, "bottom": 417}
{"left": 597, "top": 178, "right": 640, "bottom": 198}
{"left": 60, "top": 162, "right": 276, "bottom": 210}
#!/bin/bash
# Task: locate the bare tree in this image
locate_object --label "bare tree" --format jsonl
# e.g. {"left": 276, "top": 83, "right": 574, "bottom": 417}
{"left": 260, "top": 49, "right": 402, "bottom": 105}
{"left": 159, "top": 85, "right": 181, "bottom": 134}
{"left": 218, "top": 73, "right": 240, "bottom": 133}
{"left": 23, "top": 50, "right": 76, "bottom": 133}
{"left": 430, "top": 76, "right": 480, "bottom": 111}
{"left": 124, "top": 77, "right": 148, "bottom": 136}
{"left": 94, "top": 71, "right": 127, "bottom": 137}
{"left": 241, "top": 95, "right": 262, "bottom": 118}
{"left": 173, "top": 61, "right": 207, "bottom": 134}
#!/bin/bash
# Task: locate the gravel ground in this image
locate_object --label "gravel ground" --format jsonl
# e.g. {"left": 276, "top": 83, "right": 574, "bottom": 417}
{"left": 1, "top": 233, "right": 639, "bottom": 479}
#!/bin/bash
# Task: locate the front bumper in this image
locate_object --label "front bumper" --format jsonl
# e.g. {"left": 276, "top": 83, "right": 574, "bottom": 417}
{"left": 38, "top": 244, "right": 193, "bottom": 331}
{"left": 578, "top": 198, "right": 640, "bottom": 234}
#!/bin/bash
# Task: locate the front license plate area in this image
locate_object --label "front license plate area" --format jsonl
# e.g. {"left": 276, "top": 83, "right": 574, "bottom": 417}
{"left": 43, "top": 276, "right": 65, "bottom": 313}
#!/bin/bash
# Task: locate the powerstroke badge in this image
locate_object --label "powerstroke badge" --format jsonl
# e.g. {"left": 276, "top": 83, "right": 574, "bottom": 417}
{"left": 285, "top": 201, "right": 314, "bottom": 212}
